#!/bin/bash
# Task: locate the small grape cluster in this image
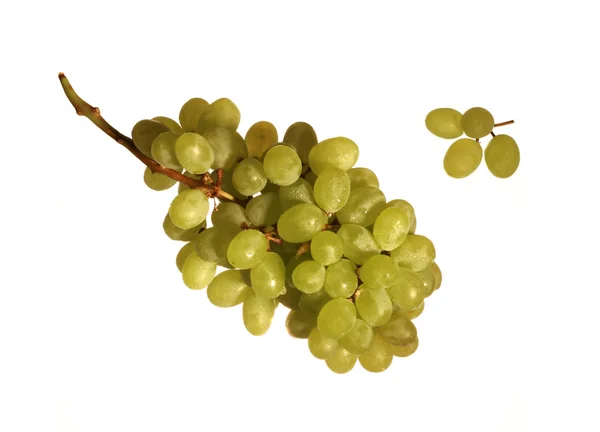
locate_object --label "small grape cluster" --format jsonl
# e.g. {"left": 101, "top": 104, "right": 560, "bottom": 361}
{"left": 425, "top": 107, "right": 520, "bottom": 179}
{"left": 133, "top": 97, "right": 442, "bottom": 374}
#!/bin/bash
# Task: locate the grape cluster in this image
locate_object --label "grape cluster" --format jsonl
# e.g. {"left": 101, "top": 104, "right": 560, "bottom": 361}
{"left": 425, "top": 107, "right": 520, "bottom": 179}
{"left": 132, "top": 96, "right": 443, "bottom": 374}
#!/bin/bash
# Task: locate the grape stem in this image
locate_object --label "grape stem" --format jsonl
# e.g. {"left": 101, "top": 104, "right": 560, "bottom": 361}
{"left": 58, "top": 73, "right": 243, "bottom": 205}
{"left": 494, "top": 120, "right": 515, "bottom": 127}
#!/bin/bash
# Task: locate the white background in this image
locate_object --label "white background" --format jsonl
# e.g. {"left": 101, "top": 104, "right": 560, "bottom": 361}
{"left": 1, "top": 1, "right": 599, "bottom": 431}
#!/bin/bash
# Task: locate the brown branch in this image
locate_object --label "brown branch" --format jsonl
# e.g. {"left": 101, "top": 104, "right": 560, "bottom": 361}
{"left": 494, "top": 120, "right": 515, "bottom": 127}
{"left": 264, "top": 233, "right": 283, "bottom": 245}
{"left": 296, "top": 242, "right": 310, "bottom": 257}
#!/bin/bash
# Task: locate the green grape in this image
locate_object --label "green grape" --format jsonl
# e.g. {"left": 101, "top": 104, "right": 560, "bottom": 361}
{"left": 168, "top": 189, "right": 210, "bottom": 230}
{"left": 152, "top": 116, "right": 183, "bottom": 135}
{"left": 277, "top": 204, "right": 327, "bottom": 243}
{"left": 263, "top": 145, "right": 302, "bottom": 186}
{"left": 430, "top": 261, "right": 442, "bottom": 291}
{"left": 298, "top": 289, "right": 331, "bottom": 318}
{"left": 317, "top": 298, "right": 356, "bottom": 339}
{"left": 378, "top": 312, "right": 417, "bottom": 346}
{"left": 176, "top": 242, "right": 195, "bottom": 272}
{"left": 325, "top": 347, "right": 357, "bottom": 374}
{"left": 151, "top": 131, "right": 182, "bottom": 170}
{"left": 324, "top": 259, "right": 358, "bottom": 298}
{"left": 399, "top": 302, "right": 424, "bottom": 320}
{"left": 227, "top": 229, "right": 269, "bottom": 269}
{"left": 308, "top": 327, "right": 339, "bottom": 360}
{"left": 179, "top": 98, "right": 209, "bottom": 132}
{"left": 461, "top": 107, "right": 495, "bottom": 139}
{"left": 389, "top": 336, "right": 419, "bottom": 357}
{"left": 358, "top": 255, "right": 399, "bottom": 289}
{"left": 359, "top": 332, "right": 393, "bottom": 373}
{"left": 196, "top": 98, "right": 241, "bottom": 133}
{"left": 417, "top": 265, "right": 436, "bottom": 298}
{"left": 409, "top": 217, "right": 417, "bottom": 235}
{"left": 143, "top": 167, "right": 177, "bottom": 191}
{"left": 390, "top": 234, "right": 436, "bottom": 272}
{"left": 310, "top": 231, "right": 343, "bottom": 266}
{"left": 373, "top": 207, "right": 410, "bottom": 251}
{"left": 131, "top": 119, "right": 170, "bottom": 158}
{"left": 337, "top": 186, "right": 386, "bottom": 227}
{"left": 178, "top": 171, "right": 202, "bottom": 193}
{"left": 386, "top": 199, "right": 416, "bottom": 229}
{"left": 210, "top": 169, "right": 248, "bottom": 201}
{"left": 162, "top": 213, "right": 205, "bottom": 241}
{"left": 337, "top": 224, "right": 381, "bottom": 265}
{"left": 279, "top": 178, "right": 316, "bottom": 211}
{"left": 181, "top": 252, "right": 217, "bottom": 290}
{"left": 194, "top": 227, "right": 234, "bottom": 266}
{"left": 283, "top": 122, "right": 318, "bottom": 164}
{"left": 308, "top": 137, "right": 359, "bottom": 174}
{"left": 207, "top": 269, "right": 251, "bottom": 307}
{"left": 278, "top": 284, "right": 302, "bottom": 310}
{"left": 245, "top": 121, "right": 278, "bottom": 159}
{"left": 444, "top": 138, "right": 483, "bottom": 178}
{"left": 340, "top": 319, "right": 373, "bottom": 355}
{"left": 313, "top": 167, "right": 351, "bottom": 212}
{"left": 174, "top": 133, "right": 214, "bottom": 174}
{"left": 245, "top": 192, "right": 282, "bottom": 227}
{"left": 250, "top": 252, "right": 285, "bottom": 298}
{"left": 285, "top": 309, "right": 316, "bottom": 339}
{"left": 355, "top": 287, "right": 393, "bottom": 326}
{"left": 303, "top": 170, "right": 318, "bottom": 187}
{"left": 292, "top": 260, "right": 326, "bottom": 294}
{"left": 202, "top": 126, "right": 247, "bottom": 170}
{"left": 347, "top": 167, "right": 379, "bottom": 189}
{"left": 211, "top": 202, "right": 248, "bottom": 234}
{"left": 243, "top": 293, "right": 277, "bottom": 336}
{"left": 425, "top": 108, "right": 463, "bottom": 139}
{"left": 232, "top": 157, "right": 267, "bottom": 196}
{"left": 387, "top": 267, "right": 426, "bottom": 311}
{"left": 484, "top": 134, "right": 520, "bottom": 178}
{"left": 285, "top": 253, "right": 311, "bottom": 289}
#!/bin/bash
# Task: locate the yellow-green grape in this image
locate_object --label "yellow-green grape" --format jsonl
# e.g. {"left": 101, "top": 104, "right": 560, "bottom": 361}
{"left": 310, "top": 231, "right": 343, "bottom": 266}
{"left": 389, "top": 336, "right": 419, "bottom": 357}
{"left": 194, "top": 227, "right": 234, "bottom": 267}
{"left": 386, "top": 199, "right": 416, "bottom": 229}
{"left": 317, "top": 298, "right": 356, "bottom": 339}
{"left": 355, "top": 287, "right": 393, "bottom": 326}
{"left": 444, "top": 138, "right": 483, "bottom": 178}
{"left": 207, "top": 269, "right": 251, "bottom": 307}
{"left": 250, "top": 252, "right": 286, "bottom": 298}
{"left": 202, "top": 126, "right": 247, "bottom": 170}
{"left": 211, "top": 202, "right": 248, "bottom": 234}
{"left": 285, "top": 254, "right": 311, "bottom": 289}
{"left": 263, "top": 145, "right": 302, "bottom": 186}
{"left": 243, "top": 293, "right": 277, "bottom": 336}
{"left": 246, "top": 192, "right": 282, "bottom": 228}
{"left": 196, "top": 98, "right": 241, "bottom": 133}
{"left": 340, "top": 319, "right": 373, "bottom": 355}
{"left": 285, "top": 309, "right": 316, "bottom": 339}
{"left": 410, "top": 217, "right": 417, "bottom": 234}
{"left": 232, "top": 157, "right": 267, "bottom": 196}
{"left": 373, "top": 207, "right": 410, "bottom": 251}
{"left": 299, "top": 289, "right": 331, "bottom": 318}
{"left": 151, "top": 131, "right": 182, "bottom": 170}
{"left": 162, "top": 213, "right": 205, "bottom": 241}
{"left": 337, "top": 186, "right": 386, "bottom": 227}
{"left": 283, "top": 122, "right": 318, "bottom": 164}
{"left": 245, "top": 121, "right": 279, "bottom": 159}
{"left": 210, "top": 169, "right": 248, "bottom": 201}
{"left": 378, "top": 311, "right": 417, "bottom": 346}
{"left": 277, "top": 204, "right": 327, "bottom": 243}
{"left": 143, "top": 167, "right": 178, "bottom": 191}
{"left": 132, "top": 119, "right": 170, "bottom": 158}
{"left": 324, "top": 259, "right": 357, "bottom": 298}
{"left": 174, "top": 133, "right": 214, "bottom": 174}
{"left": 313, "top": 167, "right": 351, "bottom": 212}
{"left": 152, "top": 116, "right": 183, "bottom": 135}
{"left": 178, "top": 98, "right": 209, "bottom": 132}
{"left": 461, "top": 107, "right": 495, "bottom": 139}
{"left": 176, "top": 242, "right": 195, "bottom": 272}
{"left": 181, "top": 252, "right": 217, "bottom": 290}
{"left": 279, "top": 178, "right": 316, "bottom": 211}
{"left": 308, "top": 137, "right": 359, "bottom": 174}
{"left": 399, "top": 302, "right": 424, "bottom": 320}
{"left": 308, "top": 327, "right": 339, "bottom": 360}
{"left": 425, "top": 108, "right": 463, "bottom": 139}
{"left": 390, "top": 234, "right": 436, "bottom": 272}
{"left": 484, "top": 134, "right": 520, "bottom": 178}
{"left": 337, "top": 224, "right": 381, "bottom": 265}
{"left": 418, "top": 265, "right": 436, "bottom": 298}
{"left": 347, "top": 167, "right": 379, "bottom": 189}
{"left": 178, "top": 171, "right": 202, "bottom": 193}
{"left": 278, "top": 284, "right": 302, "bottom": 310}
{"left": 325, "top": 347, "right": 357, "bottom": 374}
{"left": 387, "top": 267, "right": 426, "bottom": 311}
{"left": 359, "top": 255, "right": 399, "bottom": 290}
{"left": 359, "top": 332, "right": 393, "bottom": 373}
{"left": 226, "top": 229, "right": 269, "bottom": 269}
{"left": 292, "top": 260, "right": 326, "bottom": 294}
{"left": 431, "top": 261, "right": 442, "bottom": 291}
{"left": 168, "top": 189, "right": 210, "bottom": 230}
{"left": 304, "top": 170, "right": 318, "bottom": 187}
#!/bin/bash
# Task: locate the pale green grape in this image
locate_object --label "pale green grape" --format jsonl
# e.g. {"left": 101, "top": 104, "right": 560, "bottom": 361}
{"left": 243, "top": 293, "right": 276, "bottom": 336}
{"left": 152, "top": 116, "right": 183, "bottom": 135}
{"left": 245, "top": 121, "right": 279, "bottom": 159}
{"left": 210, "top": 169, "right": 248, "bottom": 201}
{"left": 389, "top": 336, "right": 419, "bottom": 357}
{"left": 410, "top": 217, "right": 417, "bottom": 235}
{"left": 347, "top": 167, "right": 379, "bottom": 189}
{"left": 174, "top": 133, "right": 214, "bottom": 174}
{"left": 279, "top": 178, "right": 316, "bottom": 211}
{"left": 337, "top": 186, "right": 386, "bottom": 227}
{"left": 308, "top": 137, "right": 359, "bottom": 174}
{"left": 337, "top": 224, "right": 381, "bottom": 265}
{"left": 390, "top": 234, "right": 436, "bottom": 272}
{"left": 399, "top": 302, "right": 424, "bottom": 320}
{"left": 151, "top": 131, "right": 182, "bottom": 170}
{"left": 461, "top": 107, "right": 494, "bottom": 139}
{"left": 132, "top": 119, "right": 170, "bottom": 158}
{"left": 484, "top": 134, "right": 520, "bottom": 178}
{"left": 162, "top": 213, "right": 205, "bottom": 241}
{"left": 313, "top": 167, "right": 351, "bottom": 212}
{"left": 324, "top": 259, "right": 358, "bottom": 298}
{"left": 283, "top": 122, "right": 318, "bottom": 164}
{"left": 325, "top": 347, "right": 357, "bottom": 374}
{"left": 278, "top": 284, "right": 302, "bottom": 310}
{"left": 176, "top": 242, "right": 195, "bottom": 272}
{"left": 250, "top": 252, "right": 285, "bottom": 298}
{"left": 378, "top": 312, "right": 417, "bottom": 346}
{"left": 194, "top": 227, "right": 233, "bottom": 266}
{"left": 310, "top": 231, "right": 343, "bottom": 266}
{"left": 143, "top": 167, "right": 177, "bottom": 191}
{"left": 227, "top": 229, "right": 269, "bottom": 269}
{"left": 308, "top": 327, "right": 339, "bottom": 360}
{"left": 317, "top": 298, "right": 356, "bottom": 339}
{"left": 444, "top": 138, "right": 483, "bottom": 178}
{"left": 373, "top": 207, "right": 410, "bottom": 251}
{"left": 207, "top": 269, "right": 251, "bottom": 307}
{"left": 425, "top": 108, "right": 463, "bottom": 139}
{"left": 359, "top": 255, "right": 399, "bottom": 289}
{"left": 168, "top": 189, "right": 210, "bottom": 230}
{"left": 298, "top": 289, "right": 331, "bottom": 318}
{"left": 263, "top": 145, "right": 302, "bottom": 186}
{"left": 418, "top": 265, "right": 436, "bottom": 298}
{"left": 285, "top": 309, "right": 316, "bottom": 339}
{"left": 196, "top": 98, "right": 241, "bottom": 133}
{"left": 292, "top": 260, "right": 326, "bottom": 294}
{"left": 232, "top": 157, "right": 267, "bottom": 196}
{"left": 431, "top": 262, "right": 442, "bottom": 291}
{"left": 277, "top": 204, "right": 327, "bottom": 243}
{"left": 304, "top": 171, "right": 318, "bottom": 187}
{"left": 386, "top": 199, "right": 416, "bottom": 229}
{"left": 355, "top": 287, "right": 393, "bottom": 326}
{"left": 211, "top": 202, "right": 248, "bottom": 234}
{"left": 202, "top": 126, "right": 247, "bottom": 170}
{"left": 340, "top": 319, "right": 373, "bottom": 355}
{"left": 387, "top": 267, "right": 426, "bottom": 311}
{"left": 245, "top": 192, "right": 282, "bottom": 227}
{"left": 359, "top": 332, "right": 393, "bottom": 373}
{"left": 182, "top": 252, "right": 217, "bottom": 290}
{"left": 285, "top": 254, "right": 311, "bottom": 289}
{"left": 178, "top": 98, "right": 209, "bottom": 132}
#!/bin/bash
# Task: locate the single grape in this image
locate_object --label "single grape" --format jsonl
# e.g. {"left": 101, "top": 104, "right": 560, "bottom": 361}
{"left": 337, "top": 224, "right": 382, "bottom": 265}
{"left": 194, "top": 227, "right": 234, "bottom": 267}
{"left": 390, "top": 234, "right": 436, "bottom": 272}
{"left": 277, "top": 204, "right": 327, "bottom": 243}
{"left": 399, "top": 302, "right": 424, "bottom": 320}
{"left": 263, "top": 145, "right": 302, "bottom": 186}
{"left": 359, "top": 332, "right": 393, "bottom": 373}
{"left": 196, "top": 98, "right": 241, "bottom": 133}
{"left": 325, "top": 347, "right": 357, "bottom": 374}
{"left": 386, "top": 199, "right": 416, "bottom": 229}
{"left": 151, "top": 131, "right": 182, "bottom": 170}
{"left": 292, "top": 260, "right": 326, "bottom": 294}
{"left": 152, "top": 116, "right": 183, "bottom": 135}
{"left": 211, "top": 202, "right": 248, "bottom": 234}
{"left": 347, "top": 167, "right": 379, "bottom": 189}
{"left": 425, "top": 108, "right": 463, "bottom": 139}
{"left": 178, "top": 98, "right": 209, "bottom": 132}
{"left": 279, "top": 178, "right": 316, "bottom": 211}
{"left": 243, "top": 293, "right": 277, "bottom": 336}
{"left": 131, "top": 119, "right": 170, "bottom": 158}
{"left": 324, "top": 259, "right": 357, "bottom": 298}
{"left": 176, "top": 242, "right": 195, "bottom": 272}
{"left": 410, "top": 217, "right": 417, "bottom": 234}
{"left": 283, "top": 122, "right": 318, "bottom": 164}
{"left": 308, "top": 137, "right": 359, "bottom": 174}
{"left": 278, "top": 284, "right": 302, "bottom": 310}
{"left": 387, "top": 267, "right": 426, "bottom": 311}
{"left": 227, "top": 229, "right": 269, "bottom": 269}
{"left": 285, "top": 309, "right": 316, "bottom": 339}
{"left": 313, "top": 167, "right": 351, "bottom": 212}
{"left": 299, "top": 289, "right": 331, "bottom": 318}
{"left": 245, "top": 121, "right": 278, "bottom": 159}
{"left": 336, "top": 186, "right": 386, "bottom": 227}
{"left": 430, "top": 261, "right": 442, "bottom": 291}
{"left": 317, "top": 298, "right": 356, "bottom": 339}
{"left": 202, "top": 126, "right": 247, "bottom": 170}
{"left": 308, "top": 327, "right": 339, "bottom": 360}
{"left": 461, "top": 107, "right": 495, "bottom": 139}
{"left": 232, "top": 157, "right": 268, "bottom": 196}
{"left": 174, "top": 133, "right": 214, "bottom": 174}
{"left": 389, "top": 336, "right": 419, "bottom": 357}
{"left": 181, "top": 252, "right": 217, "bottom": 290}
{"left": 168, "top": 189, "right": 210, "bottom": 230}
{"left": 285, "top": 253, "right": 311, "bottom": 289}
{"left": 251, "top": 252, "right": 286, "bottom": 298}
{"left": 378, "top": 312, "right": 417, "bottom": 346}
{"left": 359, "top": 255, "right": 399, "bottom": 290}
{"left": 372, "top": 207, "right": 410, "bottom": 251}
{"left": 484, "top": 134, "right": 520, "bottom": 178}
{"left": 143, "top": 167, "right": 177, "bottom": 191}
{"left": 162, "top": 213, "right": 205, "bottom": 241}
{"left": 340, "top": 319, "right": 373, "bottom": 355}
{"left": 444, "top": 138, "right": 483, "bottom": 178}
{"left": 310, "top": 231, "right": 343, "bottom": 266}
{"left": 417, "top": 265, "right": 436, "bottom": 298}
{"left": 210, "top": 169, "right": 248, "bottom": 201}
{"left": 245, "top": 192, "right": 282, "bottom": 227}
{"left": 207, "top": 269, "right": 251, "bottom": 307}
{"left": 355, "top": 287, "right": 393, "bottom": 326}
